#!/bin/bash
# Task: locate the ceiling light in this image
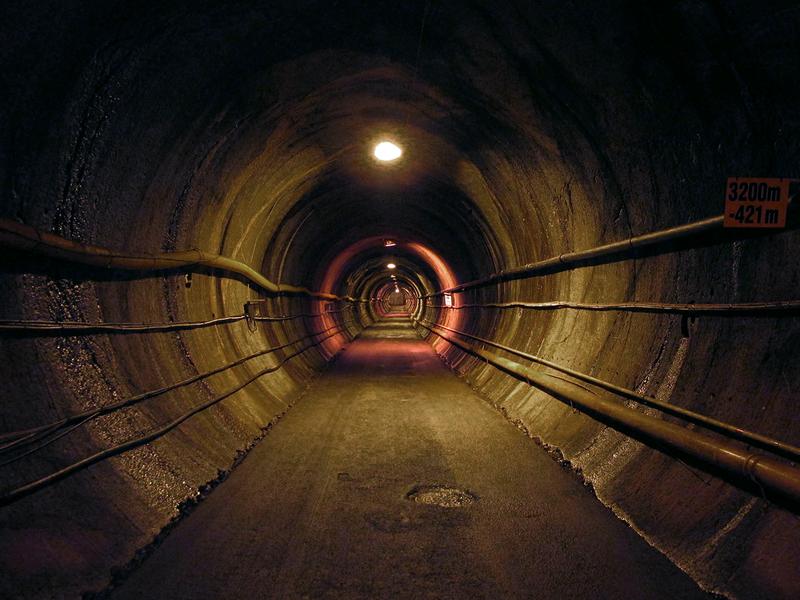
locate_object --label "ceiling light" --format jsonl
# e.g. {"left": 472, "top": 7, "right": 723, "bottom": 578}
{"left": 387, "top": 263, "right": 396, "bottom": 269}
{"left": 384, "top": 239, "right": 396, "bottom": 247}
{"left": 374, "top": 141, "right": 402, "bottom": 162}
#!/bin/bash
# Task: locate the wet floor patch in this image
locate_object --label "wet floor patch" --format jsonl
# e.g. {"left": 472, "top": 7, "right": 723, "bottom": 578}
{"left": 406, "top": 484, "right": 477, "bottom": 508}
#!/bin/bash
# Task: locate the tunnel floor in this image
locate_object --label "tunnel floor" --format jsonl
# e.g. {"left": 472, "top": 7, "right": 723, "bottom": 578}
{"left": 109, "top": 320, "right": 707, "bottom": 599}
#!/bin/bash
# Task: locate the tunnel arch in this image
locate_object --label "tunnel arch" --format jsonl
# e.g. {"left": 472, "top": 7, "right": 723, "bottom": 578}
{"left": 1, "top": 2, "right": 799, "bottom": 599}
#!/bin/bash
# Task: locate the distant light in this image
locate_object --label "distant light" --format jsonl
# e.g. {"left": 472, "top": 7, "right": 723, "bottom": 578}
{"left": 395, "top": 287, "right": 400, "bottom": 293}
{"left": 374, "top": 141, "right": 402, "bottom": 162}
{"left": 387, "top": 263, "right": 396, "bottom": 269}
{"left": 384, "top": 239, "right": 397, "bottom": 247}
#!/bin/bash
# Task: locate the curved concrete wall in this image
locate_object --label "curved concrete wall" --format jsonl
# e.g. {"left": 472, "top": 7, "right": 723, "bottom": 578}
{"left": 1, "top": 2, "right": 798, "bottom": 598}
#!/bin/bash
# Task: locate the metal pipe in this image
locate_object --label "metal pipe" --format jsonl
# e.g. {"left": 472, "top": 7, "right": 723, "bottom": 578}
{"left": 426, "top": 199, "right": 795, "bottom": 296}
{"left": 425, "top": 299, "right": 800, "bottom": 316}
{"left": 424, "top": 214, "right": 723, "bottom": 295}
{"left": 421, "top": 319, "right": 800, "bottom": 461}
{"left": 0, "top": 218, "right": 363, "bottom": 302}
{"left": 417, "top": 320, "right": 800, "bottom": 507}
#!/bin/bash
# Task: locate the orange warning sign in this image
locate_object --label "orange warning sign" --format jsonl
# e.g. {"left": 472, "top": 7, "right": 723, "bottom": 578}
{"left": 724, "top": 177, "right": 789, "bottom": 228}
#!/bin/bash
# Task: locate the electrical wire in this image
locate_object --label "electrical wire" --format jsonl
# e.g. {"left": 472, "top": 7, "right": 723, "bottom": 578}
{"left": 0, "top": 308, "right": 352, "bottom": 334}
{"left": 0, "top": 417, "right": 94, "bottom": 468}
{"left": 0, "top": 323, "right": 344, "bottom": 448}
{"left": 0, "top": 327, "right": 344, "bottom": 507}
{"left": 417, "top": 319, "right": 800, "bottom": 462}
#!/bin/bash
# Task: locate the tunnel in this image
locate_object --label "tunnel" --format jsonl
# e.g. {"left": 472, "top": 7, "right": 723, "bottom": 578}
{"left": 1, "top": 1, "right": 799, "bottom": 598}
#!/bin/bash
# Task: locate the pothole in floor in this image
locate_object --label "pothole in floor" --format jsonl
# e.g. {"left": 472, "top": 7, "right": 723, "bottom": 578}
{"left": 406, "top": 484, "right": 477, "bottom": 508}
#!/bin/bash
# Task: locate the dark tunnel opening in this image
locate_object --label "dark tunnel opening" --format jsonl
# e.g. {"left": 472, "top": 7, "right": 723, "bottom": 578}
{"left": 1, "top": 1, "right": 800, "bottom": 598}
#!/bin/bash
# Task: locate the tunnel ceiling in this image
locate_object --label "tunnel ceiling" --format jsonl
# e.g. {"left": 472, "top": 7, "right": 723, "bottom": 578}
{"left": 7, "top": 0, "right": 794, "bottom": 303}
{"left": 3, "top": 1, "right": 636, "bottom": 293}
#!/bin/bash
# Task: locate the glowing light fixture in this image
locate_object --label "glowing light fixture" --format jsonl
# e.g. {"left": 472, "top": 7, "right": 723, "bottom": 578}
{"left": 387, "top": 263, "right": 396, "bottom": 269}
{"left": 384, "top": 239, "right": 397, "bottom": 247}
{"left": 374, "top": 141, "right": 402, "bottom": 161}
